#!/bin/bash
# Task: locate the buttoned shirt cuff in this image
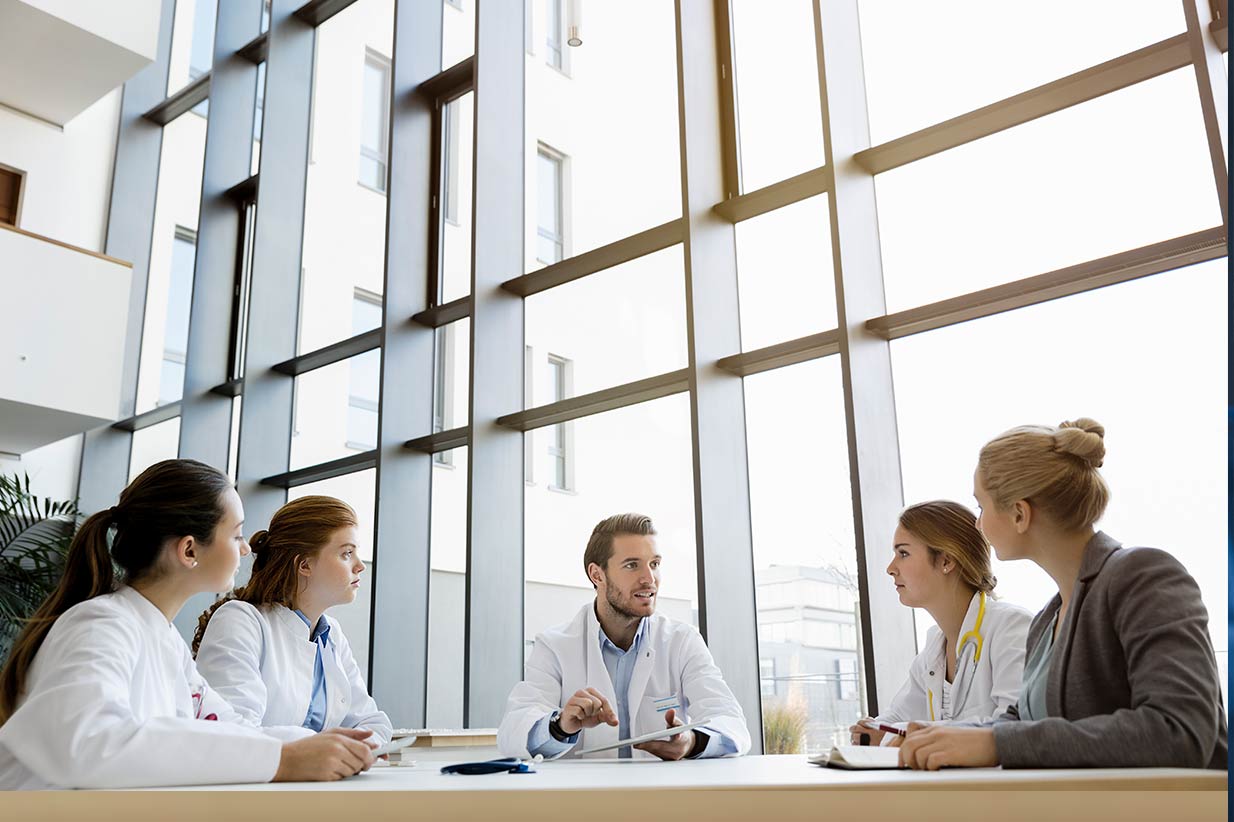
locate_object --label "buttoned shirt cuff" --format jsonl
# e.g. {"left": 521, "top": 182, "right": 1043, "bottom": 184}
{"left": 528, "top": 711, "right": 578, "bottom": 758}
{"left": 691, "top": 726, "right": 739, "bottom": 759}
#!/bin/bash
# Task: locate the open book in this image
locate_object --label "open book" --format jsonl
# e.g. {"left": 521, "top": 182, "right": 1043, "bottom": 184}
{"left": 808, "top": 745, "right": 903, "bottom": 770}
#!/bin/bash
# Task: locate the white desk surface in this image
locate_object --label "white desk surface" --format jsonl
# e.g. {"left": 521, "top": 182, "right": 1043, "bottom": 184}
{"left": 163, "top": 753, "right": 1228, "bottom": 793}
{"left": 2, "top": 754, "right": 1224, "bottom": 822}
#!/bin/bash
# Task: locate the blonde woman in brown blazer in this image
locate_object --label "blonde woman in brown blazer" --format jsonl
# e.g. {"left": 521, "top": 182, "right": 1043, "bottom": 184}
{"left": 899, "top": 418, "right": 1227, "bottom": 770}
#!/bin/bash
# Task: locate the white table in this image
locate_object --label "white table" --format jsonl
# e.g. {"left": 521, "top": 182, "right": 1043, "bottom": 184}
{"left": 2, "top": 754, "right": 1225, "bottom": 822}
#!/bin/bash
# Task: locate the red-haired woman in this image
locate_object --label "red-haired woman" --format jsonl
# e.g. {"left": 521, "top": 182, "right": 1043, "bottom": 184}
{"left": 194, "top": 496, "right": 391, "bottom": 746}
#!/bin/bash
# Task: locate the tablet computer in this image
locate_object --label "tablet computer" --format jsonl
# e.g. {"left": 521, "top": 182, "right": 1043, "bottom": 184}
{"left": 372, "top": 734, "right": 419, "bottom": 757}
{"left": 576, "top": 720, "right": 707, "bottom": 756}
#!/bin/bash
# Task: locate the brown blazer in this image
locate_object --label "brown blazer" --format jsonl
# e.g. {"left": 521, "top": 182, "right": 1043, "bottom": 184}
{"left": 993, "top": 531, "right": 1227, "bottom": 769}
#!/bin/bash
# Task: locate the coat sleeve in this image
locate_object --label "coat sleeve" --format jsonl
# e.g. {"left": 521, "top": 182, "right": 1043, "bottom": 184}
{"left": 496, "top": 634, "right": 569, "bottom": 758}
{"left": 876, "top": 657, "right": 926, "bottom": 726}
{"left": 993, "top": 549, "right": 1225, "bottom": 768}
{"left": 194, "top": 603, "right": 314, "bottom": 742}
{"left": 331, "top": 623, "right": 393, "bottom": 744}
{"left": 679, "top": 629, "right": 751, "bottom": 757}
{"left": 0, "top": 610, "right": 282, "bottom": 788}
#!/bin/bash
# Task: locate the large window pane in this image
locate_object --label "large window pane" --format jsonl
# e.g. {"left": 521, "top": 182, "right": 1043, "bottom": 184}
{"left": 735, "top": 194, "right": 836, "bottom": 351}
{"left": 859, "top": 0, "right": 1185, "bottom": 144}
{"left": 442, "top": 0, "right": 475, "bottom": 70}
{"left": 731, "top": 0, "right": 825, "bottom": 192}
{"left": 128, "top": 418, "right": 181, "bottom": 483}
{"left": 287, "top": 469, "right": 377, "bottom": 676}
{"left": 439, "top": 93, "right": 474, "bottom": 304}
{"left": 524, "top": 394, "right": 698, "bottom": 646}
{"left": 745, "top": 358, "right": 863, "bottom": 754}
{"left": 167, "top": 0, "right": 218, "bottom": 95}
{"left": 525, "top": 0, "right": 680, "bottom": 270}
{"left": 298, "top": 0, "right": 394, "bottom": 354}
{"left": 427, "top": 446, "right": 467, "bottom": 727}
{"left": 433, "top": 318, "right": 470, "bottom": 442}
{"left": 290, "top": 351, "right": 380, "bottom": 470}
{"left": 136, "top": 111, "right": 207, "bottom": 414}
{"left": 892, "top": 260, "right": 1228, "bottom": 705}
{"left": 877, "top": 69, "right": 1220, "bottom": 312}
{"left": 523, "top": 246, "right": 687, "bottom": 404}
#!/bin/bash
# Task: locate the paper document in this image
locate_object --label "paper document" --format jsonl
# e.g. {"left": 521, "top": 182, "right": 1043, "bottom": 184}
{"left": 372, "top": 734, "right": 420, "bottom": 758}
{"left": 809, "top": 745, "right": 902, "bottom": 770}
{"left": 576, "top": 720, "right": 707, "bottom": 755}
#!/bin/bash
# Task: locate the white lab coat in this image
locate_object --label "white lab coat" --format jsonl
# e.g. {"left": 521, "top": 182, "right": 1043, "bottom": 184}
{"left": 194, "top": 600, "right": 392, "bottom": 744}
{"left": 877, "top": 592, "right": 1032, "bottom": 732}
{"left": 0, "top": 586, "right": 282, "bottom": 789}
{"left": 497, "top": 602, "right": 751, "bottom": 760}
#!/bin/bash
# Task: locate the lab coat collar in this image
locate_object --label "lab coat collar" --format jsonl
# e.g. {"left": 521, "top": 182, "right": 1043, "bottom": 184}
{"left": 272, "top": 604, "right": 332, "bottom": 650}
{"left": 597, "top": 611, "right": 647, "bottom": 657}
{"left": 115, "top": 585, "right": 175, "bottom": 633}
{"left": 293, "top": 609, "right": 331, "bottom": 645}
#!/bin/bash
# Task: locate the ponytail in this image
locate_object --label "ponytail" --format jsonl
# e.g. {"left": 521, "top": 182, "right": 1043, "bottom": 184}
{"left": 0, "top": 510, "right": 115, "bottom": 723}
{"left": 0, "top": 458, "right": 231, "bottom": 725}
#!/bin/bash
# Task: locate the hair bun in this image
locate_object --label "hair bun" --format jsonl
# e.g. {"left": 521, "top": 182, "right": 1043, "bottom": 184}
{"left": 1054, "top": 418, "right": 1106, "bottom": 468}
{"left": 249, "top": 529, "right": 271, "bottom": 552}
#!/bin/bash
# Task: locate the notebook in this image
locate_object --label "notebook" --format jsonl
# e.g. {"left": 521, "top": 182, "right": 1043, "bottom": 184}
{"left": 808, "top": 745, "right": 903, "bottom": 770}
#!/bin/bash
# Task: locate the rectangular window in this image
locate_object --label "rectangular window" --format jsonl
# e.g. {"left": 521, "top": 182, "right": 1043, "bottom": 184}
{"left": 159, "top": 227, "right": 197, "bottom": 407}
{"left": 359, "top": 50, "right": 391, "bottom": 193}
{"left": 760, "top": 658, "right": 776, "bottom": 697}
{"left": 346, "top": 291, "right": 382, "bottom": 451}
{"left": 547, "top": 354, "right": 573, "bottom": 491}
{"left": 536, "top": 146, "right": 565, "bottom": 265}
{"left": 228, "top": 201, "right": 257, "bottom": 381}
{"left": 433, "top": 324, "right": 456, "bottom": 466}
{"left": 0, "top": 165, "right": 23, "bottom": 226}
{"left": 835, "top": 657, "right": 859, "bottom": 701}
{"left": 443, "top": 96, "right": 461, "bottom": 225}
{"left": 545, "top": 0, "right": 564, "bottom": 69}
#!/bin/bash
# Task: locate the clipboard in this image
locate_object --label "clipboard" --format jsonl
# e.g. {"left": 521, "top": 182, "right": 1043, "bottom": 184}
{"left": 576, "top": 720, "right": 707, "bottom": 755}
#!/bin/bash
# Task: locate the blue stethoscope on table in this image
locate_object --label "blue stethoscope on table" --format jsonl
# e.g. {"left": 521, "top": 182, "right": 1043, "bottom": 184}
{"left": 927, "top": 590, "right": 987, "bottom": 721}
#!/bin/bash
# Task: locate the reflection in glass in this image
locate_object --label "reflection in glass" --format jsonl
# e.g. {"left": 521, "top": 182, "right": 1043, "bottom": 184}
{"left": 432, "top": 319, "right": 470, "bottom": 466}
{"left": 744, "top": 358, "right": 863, "bottom": 754}
{"left": 525, "top": 0, "right": 680, "bottom": 269}
{"left": 427, "top": 446, "right": 468, "bottom": 727}
{"left": 524, "top": 245, "right": 687, "bottom": 403}
{"left": 439, "top": 93, "right": 474, "bottom": 304}
{"left": 168, "top": 0, "right": 218, "bottom": 95}
{"left": 129, "top": 417, "right": 181, "bottom": 483}
{"left": 291, "top": 351, "right": 381, "bottom": 470}
{"left": 298, "top": 0, "right": 393, "bottom": 354}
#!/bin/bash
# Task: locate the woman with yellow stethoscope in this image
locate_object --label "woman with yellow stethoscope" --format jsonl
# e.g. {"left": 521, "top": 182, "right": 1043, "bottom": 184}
{"left": 850, "top": 500, "right": 1032, "bottom": 745}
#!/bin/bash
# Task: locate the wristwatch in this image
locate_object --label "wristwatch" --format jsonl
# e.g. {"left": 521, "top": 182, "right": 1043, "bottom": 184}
{"left": 548, "top": 710, "right": 573, "bottom": 742}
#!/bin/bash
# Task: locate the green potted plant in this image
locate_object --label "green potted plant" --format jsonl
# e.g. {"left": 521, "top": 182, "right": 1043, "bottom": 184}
{"left": 0, "top": 474, "right": 80, "bottom": 666}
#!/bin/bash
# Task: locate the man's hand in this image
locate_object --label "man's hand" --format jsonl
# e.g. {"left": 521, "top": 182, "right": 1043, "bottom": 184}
{"left": 558, "top": 687, "right": 619, "bottom": 735}
{"left": 898, "top": 722, "right": 999, "bottom": 770}
{"left": 634, "top": 708, "right": 696, "bottom": 761}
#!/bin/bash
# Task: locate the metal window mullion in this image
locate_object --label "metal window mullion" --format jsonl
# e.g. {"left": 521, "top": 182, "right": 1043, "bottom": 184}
{"left": 367, "top": 0, "right": 442, "bottom": 727}
{"left": 178, "top": 0, "right": 262, "bottom": 519}
{"left": 78, "top": 0, "right": 177, "bottom": 514}
{"left": 1183, "top": 0, "right": 1230, "bottom": 226}
{"left": 234, "top": 0, "right": 316, "bottom": 544}
{"left": 815, "top": 0, "right": 916, "bottom": 716}
{"left": 675, "top": 0, "right": 763, "bottom": 752}
{"left": 464, "top": 0, "right": 526, "bottom": 727}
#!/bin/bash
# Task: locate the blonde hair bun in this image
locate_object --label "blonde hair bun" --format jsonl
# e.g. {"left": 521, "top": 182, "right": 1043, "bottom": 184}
{"left": 1054, "top": 418, "right": 1106, "bottom": 468}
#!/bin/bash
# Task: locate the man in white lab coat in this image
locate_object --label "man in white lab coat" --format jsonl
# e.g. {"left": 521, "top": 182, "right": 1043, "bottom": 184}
{"left": 497, "top": 514, "right": 751, "bottom": 761}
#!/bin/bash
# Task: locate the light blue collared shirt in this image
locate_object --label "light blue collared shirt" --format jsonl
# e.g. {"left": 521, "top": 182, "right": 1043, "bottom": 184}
{"left": 293, "top": 609, "right": 330, "bottom": 732}
{"left": 527, "top": 617, "right": 738, "bottom": 759}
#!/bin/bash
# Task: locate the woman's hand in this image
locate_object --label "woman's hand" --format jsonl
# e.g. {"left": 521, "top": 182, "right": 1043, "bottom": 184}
{"left": 898, "top": 723, "right": 998, "bottom": 770}
{"left": 274, "top": 728, "right": 376, "bottom": 782}
{"left": 848, "top": 717, "right": 886, "bottom": 745}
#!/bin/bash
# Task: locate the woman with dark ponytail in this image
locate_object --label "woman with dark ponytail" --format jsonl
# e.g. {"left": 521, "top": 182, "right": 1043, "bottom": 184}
{"left": 194, "top": 496, "right": 390, "bottom": 745}
{"left": 0, "top": 460, "right": 376, "bottom": 789}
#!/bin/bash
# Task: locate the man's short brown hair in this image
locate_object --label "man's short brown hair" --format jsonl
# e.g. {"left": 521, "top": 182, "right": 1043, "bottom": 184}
{"left": 583, "top": 513, "right": 656, "bottom": 587}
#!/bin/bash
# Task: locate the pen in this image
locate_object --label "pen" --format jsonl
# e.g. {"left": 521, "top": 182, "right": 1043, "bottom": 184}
{"left": 860, "top": 719, "right": 907, "bottom": 737}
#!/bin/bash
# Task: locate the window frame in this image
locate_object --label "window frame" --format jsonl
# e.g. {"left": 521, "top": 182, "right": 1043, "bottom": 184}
{"left": 359, "top": 48, "right": 392, "bottom": 194}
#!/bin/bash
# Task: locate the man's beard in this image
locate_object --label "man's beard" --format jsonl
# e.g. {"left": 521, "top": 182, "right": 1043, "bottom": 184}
{"left": 605, "top": 584, "right": 653, "bottom": 620}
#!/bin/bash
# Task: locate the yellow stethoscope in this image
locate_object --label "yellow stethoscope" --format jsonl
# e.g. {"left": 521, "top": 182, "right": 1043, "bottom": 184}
{"left": 927, "top": 590, "right": 987, "bottom": 721}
